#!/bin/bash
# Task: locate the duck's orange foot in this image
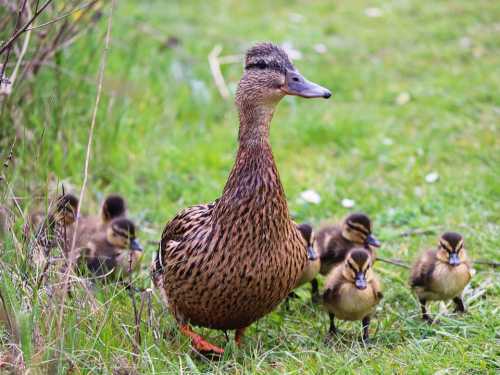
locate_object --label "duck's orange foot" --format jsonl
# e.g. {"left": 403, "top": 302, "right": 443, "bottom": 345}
{"left": 179, "top": 324, "right": 224, "bottom": 355}
{"left": 235, "top": 327, "right": 246, "bottom": 347}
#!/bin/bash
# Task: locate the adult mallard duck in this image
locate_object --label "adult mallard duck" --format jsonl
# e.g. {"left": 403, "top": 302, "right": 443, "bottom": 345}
{"left": 153, "top": 42, "right": 331, "bottom": 354}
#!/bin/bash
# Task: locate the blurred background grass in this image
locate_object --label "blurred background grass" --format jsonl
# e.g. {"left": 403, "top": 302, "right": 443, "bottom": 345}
{"left": 0, "top": 0, "right": 499, "bottom": 373}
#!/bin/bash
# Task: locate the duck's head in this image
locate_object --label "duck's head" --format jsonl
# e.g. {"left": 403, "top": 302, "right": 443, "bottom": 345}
{"left": 342, "top": 248, "right": 374, "bottom": 290}
{"left": 341, "top": 213, "right": 380, "bottom": 249}
{"left": 296, "top": 223, "right": 318, "bottom": 261}
{"left": 236, "top": 42, "right": 331, "bottom": 109}
{"left": 53, "top": 194, "right": 79, "bottom": 225}
{"left": 101, "top": 194, "right": 126, "bottom": 223}
{"left": 106, "top": 218, "right": 143, "bottom": 252}
{"left": 436, "top": 232, "right": 465, "bottom": 267}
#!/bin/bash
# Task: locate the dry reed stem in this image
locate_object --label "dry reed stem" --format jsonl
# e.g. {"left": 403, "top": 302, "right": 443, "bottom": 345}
{"left": 0, "top": 1, "right": 32, "bottom": 96}
{"left": 208, "top": 45, "right": 230, "bottom": 100}
{"left": 0, "top": 0, "right": 53, "bottom": 55}
{"left": 56, "top": 0, "right": 116, "bottom": 340}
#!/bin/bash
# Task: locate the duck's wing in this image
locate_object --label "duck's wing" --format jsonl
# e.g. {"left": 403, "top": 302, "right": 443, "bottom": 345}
{"left": 318, "top": 226, "right": 348, "bottom": 263}
{"left": 410, "top": 250, "right": 436, "bottom": 288}
{"left": 153, "top": 202, "right": 215, "bottom": 276}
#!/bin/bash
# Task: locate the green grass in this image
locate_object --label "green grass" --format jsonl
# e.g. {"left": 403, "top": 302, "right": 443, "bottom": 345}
{"left": 1, "top": 0, "right": 499, "bottom": 373}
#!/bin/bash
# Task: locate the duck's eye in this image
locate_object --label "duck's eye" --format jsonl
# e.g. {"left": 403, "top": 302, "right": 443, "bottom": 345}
{"left": 255, "top": 60, "right": 267, "bottom": 69}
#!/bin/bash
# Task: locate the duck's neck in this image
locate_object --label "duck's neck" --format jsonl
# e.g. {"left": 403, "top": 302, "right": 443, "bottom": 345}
{"left": 216, "top": 102, "right": 289, "bottom": 220}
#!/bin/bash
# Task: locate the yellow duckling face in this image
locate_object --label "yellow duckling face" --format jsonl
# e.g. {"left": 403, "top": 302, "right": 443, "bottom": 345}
{"left": 107, "top": 218, "right": 143, "bottom": 252}
{"left": 342, "top": 213, "right": 380, "bottom": 249}
{"left": 436, "top": 232, "right": 466, "bottom": 267}
{"left": 237, "top": 43, "right": 331, "bottom": 107}
{"left": 53, "top": 194, "right": 79, "bottom": 225}
{"left": 342, "top": 248, "right": 374, "bottom": 290}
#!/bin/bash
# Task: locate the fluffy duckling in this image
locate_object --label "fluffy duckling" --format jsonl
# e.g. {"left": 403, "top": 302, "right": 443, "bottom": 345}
{"left": 68, "top": 194, "right": 127, "bottom": 252}
{"left": 31, "top": 194, "right": 79, "bottom": 257}
{"left": 311, "top": 213, "right": 380, "bottom": 300}
{"left": 79, "top": 217, "right": 143, "bottom": 281}
{"left": 294, "top": 223, "right": 320, "bottom": 288}
{"left": 286, "top": 224, "right": 319, "bottom": 305}
{"left": 410, "top": 232, "right": 472, "bottom": 323}
{"left": 323, "top": 248, "right": 382, "bottom": 342}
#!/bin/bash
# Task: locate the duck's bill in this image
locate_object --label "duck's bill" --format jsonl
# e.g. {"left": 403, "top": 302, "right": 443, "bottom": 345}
{"left": 448, "top": 252, "right": 460, "bottom": 266}
{"left": 355, "top": 272, "right": 367, "bottom": 290}
{"left": 307, "top": 245, "right": 318, "bottom": 261}
{"left": 283, "top": 70, "right": 331, "bottom": 99}
{"left": 130, "top": 238, "right": 143, "bottom": 252}
{"left": 366, "top": 234, "right": 381, "bottom": 248}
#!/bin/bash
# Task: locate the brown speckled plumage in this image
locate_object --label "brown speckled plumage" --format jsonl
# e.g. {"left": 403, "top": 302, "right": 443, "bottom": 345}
{"left": 153, "top": 43, "right": 331, "bottom": 336}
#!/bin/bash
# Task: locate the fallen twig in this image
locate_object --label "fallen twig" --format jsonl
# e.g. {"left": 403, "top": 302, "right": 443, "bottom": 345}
{"left": 473, "top": 260, "right": 500, "bottom": 268}
{"left": 377, "top": 256, "right": 411, "bottom": 269}
{"left": 399, "top": 228, "right": 436, "bottom": 238}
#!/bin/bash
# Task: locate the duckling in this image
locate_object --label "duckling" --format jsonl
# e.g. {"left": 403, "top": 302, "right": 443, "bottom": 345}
{"left": 286, "top": 223, "right": 319, "bottom": 305}
{"left": 67, "top": 194, "right": 127, "bottom": 252}
{"left": 154, "top": 42, "right": 331, "bottom": 354}
{"left": 410, "top": 232, "right": 472, "bottom": 323}
{"left": 310, "top": 213, "right": 380, "bottom": 301}
{"left": 323, "top": 248, "right": 382, "bottom": 342}
{"left": 31, "top": 194, "right": 79, "bottom": 258}
{"left": 294, "top": 223, "right": 320, "bottom": 288}
{"left": 79, "top": 217, "right": 143, "bottom": 281}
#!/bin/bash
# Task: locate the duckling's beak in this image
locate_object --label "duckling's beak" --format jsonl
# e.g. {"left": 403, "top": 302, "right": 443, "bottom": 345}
{"left": 283, "top": 69, "right": 331, "bottom": 99}
{"left": 448, "top": 252, "right": 460, "bottom": 266}
{"left": 366, "top": 234, "right": 381, "bottom": 248}
{"left": 307, "top": 245, "right": 318, "bottom": 261}
{"left": 355, "top": 272, "right": 367, "bottom": 290}
{"left": 130, "top": 238, "right": 143, "bottom": 252}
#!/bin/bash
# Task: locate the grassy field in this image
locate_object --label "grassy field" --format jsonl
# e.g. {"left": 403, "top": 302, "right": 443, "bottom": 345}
{"left": 1, "top": 0, "right": 499, "bottom": 373}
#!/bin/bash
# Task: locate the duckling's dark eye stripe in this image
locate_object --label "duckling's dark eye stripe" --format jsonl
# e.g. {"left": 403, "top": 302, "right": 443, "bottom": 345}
{"left": 347, "top": 260, "right": 358, "bottom": 272}
{"left": 113, "top": 227, "right": 130, "bottom": 238}
{"left": 347, "top": 222, "right": 369, "bottom": 235}
{"left": 440, "top": 240, "right": 453, "bottom": 252}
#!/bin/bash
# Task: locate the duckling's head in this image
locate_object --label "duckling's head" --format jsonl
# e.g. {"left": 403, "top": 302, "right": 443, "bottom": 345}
{"left": 106, "top": 218, "right": 143, "bottom": 252}
{"left": 101, "top": 194, "right": 126, "bottom": 223}
{"left": 342, "top": 213, "right": 380, "bottom": 249}
{"left": 236, "top": 43, "right": 331, "bottom": 109}
{"left": 53, "top": 194, "right": 79, "bottom": 225}
{"left": 436, "top": 232, "right": 465, "bottom": 267}
{"left": 343, "top": 248, "right": 374, "bottom": 290}
{"left": 297, "top": 223, "right": 318, "bottom": 261}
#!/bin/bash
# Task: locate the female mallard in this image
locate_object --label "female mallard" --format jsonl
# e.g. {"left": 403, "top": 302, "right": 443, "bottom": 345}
{"left": 153, "top": 42, "right": 331, "bottom": 354}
